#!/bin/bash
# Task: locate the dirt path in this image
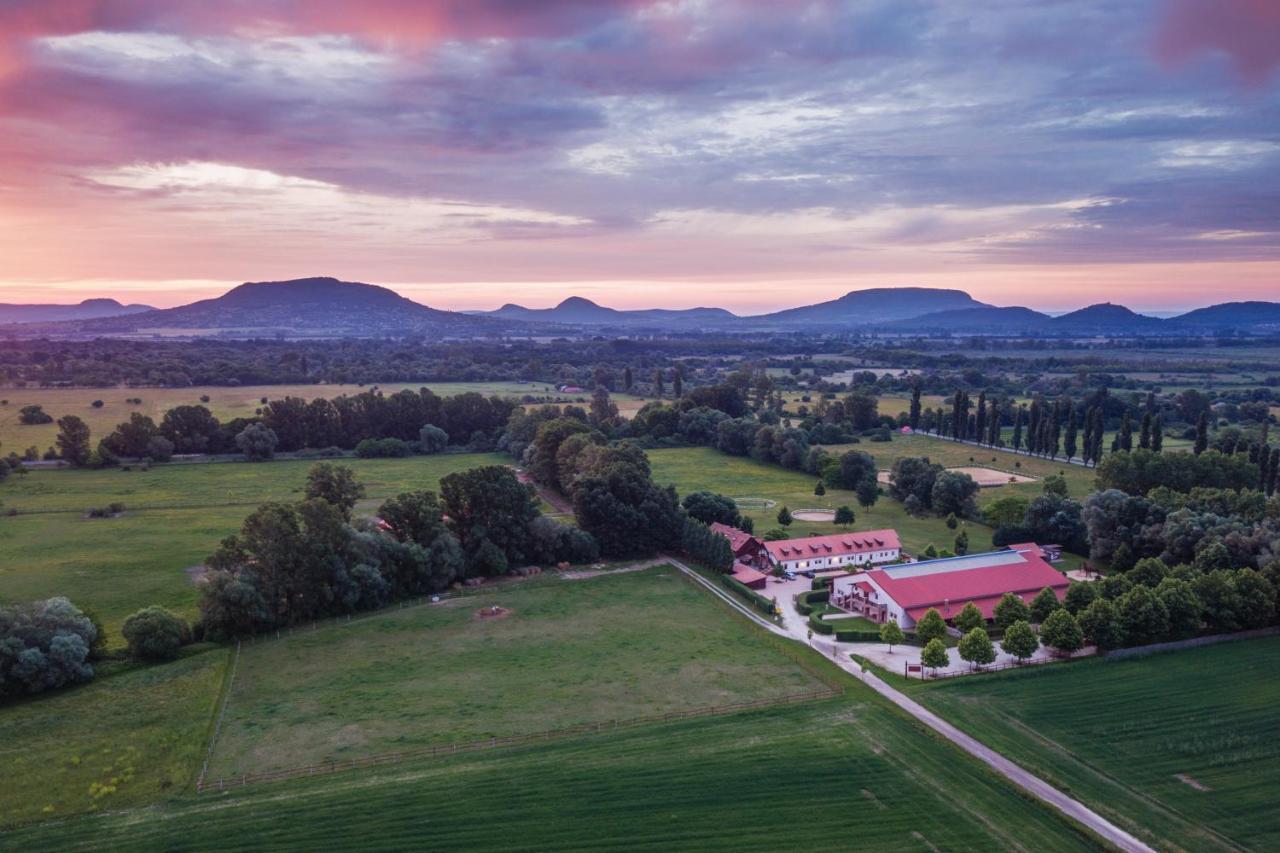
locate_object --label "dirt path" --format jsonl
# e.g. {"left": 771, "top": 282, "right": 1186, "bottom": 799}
{"left": 559, "top": 558, "right": 668, "bottom": 580}
{"left": 512, "top": 467, "right": 573, "bottom": 514}
{"left": 667, "top": 556, "right": 1155, "bottom": 853}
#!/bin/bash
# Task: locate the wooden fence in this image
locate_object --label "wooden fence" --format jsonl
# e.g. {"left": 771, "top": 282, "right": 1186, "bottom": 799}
{"left": 195, "top": 687, "right": 841, "bottom": 793}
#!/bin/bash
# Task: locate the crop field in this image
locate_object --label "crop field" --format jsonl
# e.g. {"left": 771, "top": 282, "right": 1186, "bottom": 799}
{"left": 0, "top": 452, "right": 507, "bottom": 641}
{"left": 0, "top": 381, "right": 643, "bottom": 451}
{"left": 206, "top": 566, "right": 823, "bottom": 778}
{"left": 647, "top": 446, "right": 996, "bottom": 556}
{"left": 0, "top": 648, "right": 230, "bottom": 828}
{"left": 7, "top": 660, "right": 1098, "bottom": 851}
{"left": 914, "top": 636, "right": 1280, "bottom": 852}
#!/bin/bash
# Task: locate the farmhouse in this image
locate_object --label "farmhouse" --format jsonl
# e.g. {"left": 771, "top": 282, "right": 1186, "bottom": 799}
{"left": 829, "top": 543, "right": 1068, "bottom": 628}
{"left": 764, "top": 529, "right": 901, "bottom": 574}
{"left": 710, "top": 522, "right": 769, "bottom": 569}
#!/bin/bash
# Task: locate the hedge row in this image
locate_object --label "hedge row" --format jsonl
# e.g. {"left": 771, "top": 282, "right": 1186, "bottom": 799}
{"left": 811, "top": 577, "right": 833, "bottom": 591}
{"left": 809, "top": 612, "right": 834, "bottom": 634}
{"left": 794, "top": 589, "right": 830, "bottom": 617}
{"left": 720, "top": 574, "right": 777, "bottom": 618}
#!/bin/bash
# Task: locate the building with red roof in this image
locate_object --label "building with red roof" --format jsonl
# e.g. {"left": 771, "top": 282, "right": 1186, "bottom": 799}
{"left": 830, "top": 543, "right": 1068, "bottom": 628}
{"left": 710, "top": 522, "right": 769, "bottom": 569}
{"left": 764, "top": 529, "right": 900, "bottom": 574}
{"left": 730, "top": 561, "right": 768, "bottom": 590}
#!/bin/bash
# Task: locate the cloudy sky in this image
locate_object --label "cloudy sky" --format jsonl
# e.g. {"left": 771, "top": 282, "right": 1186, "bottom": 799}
{"left": 0, "top": 0, "right": 1277, "bottom": 313}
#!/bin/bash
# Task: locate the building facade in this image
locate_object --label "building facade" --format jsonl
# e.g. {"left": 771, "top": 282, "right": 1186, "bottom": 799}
{"left": 763, "top": 530, "right": 901, "bottom": 574}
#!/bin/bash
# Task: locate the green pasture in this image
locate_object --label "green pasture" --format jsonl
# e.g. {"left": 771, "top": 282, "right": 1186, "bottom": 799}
{"left": 647, "top": 445, "right": 996, "bottom": 557}
{"left": 913, "top": 636, "right": 1280, "bottom": 852}
{"left": 7, "top": 655, "right": 1098, "bottom": 852}
{"left": 206, "top": 566, "right": 820, "bottom": 778}
{"left": 0, "top": 648, "right": 230, "bottom": 828}
{"left": 0, "top": 453, "right": 507, "bottom": 642}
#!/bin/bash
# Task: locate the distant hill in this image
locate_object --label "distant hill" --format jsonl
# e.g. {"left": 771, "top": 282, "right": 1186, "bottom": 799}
{"left": 1171, "top": 301, "right": 1280, "bottom": 330}
{"left": 885, "top": 305, "right": 1051, "bottom": 333}
{"left": 83, "top": 277, "right": 485, "bottom": 337}
{"left": 1047, "top": 303, "right": 1166, "bottom": 332}
{"left": 0, "top": 297, "right": 153, "bottom": 324}
{"left": 753, "top": 287, "right": 988, "bottom": 325}
{"left": 485, "top": 296, "right": 737, "bottom": 325}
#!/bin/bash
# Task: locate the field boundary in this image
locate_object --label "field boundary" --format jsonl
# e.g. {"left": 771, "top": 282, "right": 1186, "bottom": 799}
{"left": 1103, "top": 625, "right": 1280, "bottom": 659}
{"left": 196, "top": 641, "right": 241, "bottom": 792}
{"left": 195, "top": 688, "right": 841, "bottom": 793}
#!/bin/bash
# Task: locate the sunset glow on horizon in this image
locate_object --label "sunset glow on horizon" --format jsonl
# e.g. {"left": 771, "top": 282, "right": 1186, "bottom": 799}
{"left": 1, "top": 0, "right": 1277, "bottom": 313}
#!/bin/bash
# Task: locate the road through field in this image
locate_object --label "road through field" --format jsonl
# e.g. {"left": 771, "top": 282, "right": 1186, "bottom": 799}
{"left": 670, "top": 557, "right": 1156, "bottom": 853}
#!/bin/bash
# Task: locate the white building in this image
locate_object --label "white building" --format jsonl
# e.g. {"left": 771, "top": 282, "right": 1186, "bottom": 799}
{"left": 763, "top": 529, "right": 901, "bottom": 573}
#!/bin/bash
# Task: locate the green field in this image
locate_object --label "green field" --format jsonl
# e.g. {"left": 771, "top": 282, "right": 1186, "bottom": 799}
{"left": 0, "top": 648, "right": 230, "bottom": 827}
{"left": 912, "top": 637, "right": 1280, "bottom": 852}
{"left": 5, "top": 657, "right": 1098, "bottom": 851}
{"left": 0, "top": 381, "right": 642, "bottom": 453}
{"left": 0, "top": 453, "right": 507, "bottom": 642}
{"left": 206, "top": 566, "right": 822, "bottom": 779}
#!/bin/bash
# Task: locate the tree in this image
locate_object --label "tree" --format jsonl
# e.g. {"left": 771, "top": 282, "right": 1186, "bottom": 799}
{"left": 419, "top": 424, "right": 448, "bottom": 454}
{"left": 377, "top": 490, "right": 447, "bottom": 546}
{"left": 103, "top": 412, "right": 159, "bottom": 458}
{"left": 814, "top": 481, "right": 826, "bottom": 496}
{"left": 993, "top": 592, "right": 1031, "bottom": 631}
{"left": 855, "top": 478, "right": 880, "bottom": 511}
{"left": 121, "top": 606, "right": 191, "bottom": 661}
{"left": 623, "top": 366, "right": 633, "bottom": 391}
{"left": 958, "top": 627, "right": 996, "bottom": 669}
{"left": 1194, "top": 411, "right": 1209, "bottom": 455}
{"left": 1000, "top": 620, "right": 1039, "bottom": 662}
{"left": 930, "top": 470, "right": 979, "bottom": 518}
{"left": 983, "top": 494, "right": 1030, "bottom": 528}
{"left": 1039, "top": 608, "right": 1084, "bottom": 654}
{"left": 56, "top": 415, "right": 92, "bottom": 466}
{"left": 441, "top": 465, "right": 540, "bottom": 570}
{"left": 682, "top": 491, "right": 744, "bottom": 527}
{"left": 1079, "top": 597, "right": 1122, "bottom": 650}
{"left": 953, "top": 529, "right": 969, "bottom": 555}
{"left": 914, "top": 608, "right": 948, "bottom": 644}
{"left": 834, "top": 505, "right": 855, "bottom": 527}
{"left": 955, "top": 601, "right": 985, "bottom": 633}
{"left": 1063, "top": 581, "right": 1097, "bottom": 614}
{"left": 945, "top": 512, "right": 959, "bottom": 530}
{"left": 921, "top": 637, "right": 949, "bottom": 673}
{"left": 1155, "top": 577, "right": 1202, "bottom": 640}
{"left": 236, "top": 423, "right": 278, "bottom": 461}
{"left": 825, "top": 449, "right": 877, "bottom": 491}
{"left": 1029, "top": 587, "right": 1062, "bottom": 623}
{"left": 304, "top": 463, "right": 365, "bottom": 519}
{"left": 776, "top": 505, "right": 793, "bottom": 527}
{"left": 1116, "top": 585, "right": 1170, "bottom": 647}
{"left": 0, "top": 597, "right": 97, "bottom": 697}
{"left": 161, "top": 405, "right": 222, "bottom": 454}
{"left": 1041, "top": 474, "right": 1069, "bottom": 498}
{"left": 653, "top": 369, "right": 665, "bottom": 397}
{"left": 879, "top": 619, "right": 905, "bottom": 652}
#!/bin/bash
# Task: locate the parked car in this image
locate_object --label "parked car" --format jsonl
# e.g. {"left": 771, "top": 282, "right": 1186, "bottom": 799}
{"left": 782, "top": 570, "right": 797, "bottom": 581}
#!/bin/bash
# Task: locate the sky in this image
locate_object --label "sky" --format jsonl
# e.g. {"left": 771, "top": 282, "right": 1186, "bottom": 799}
{"left": 0, "top": 0, "right": 1277, "bottom": 314}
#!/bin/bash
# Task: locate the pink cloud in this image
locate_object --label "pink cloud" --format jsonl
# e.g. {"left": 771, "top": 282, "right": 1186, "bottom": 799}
{"left": 1155, "top": 0, "right": 1280, "bottom": 84}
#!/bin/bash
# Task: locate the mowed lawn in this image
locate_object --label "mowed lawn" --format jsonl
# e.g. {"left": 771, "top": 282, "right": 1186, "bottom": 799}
{"left": 914, "top": 637, "right": 1280, "bottom": 852}
{"left": 0, "top": 453, "right": 507, "bottom": 644}
{"left": 8, "top": 671, "right": 1099, "bottom": 852}
{"left": 648, "top": 446, "right": 996, "bottom": 556}
{"left": 207, "top": 566, "right": 823, "bottom": 779}
{"left": 0, "top": 648, "right": 230, "bottom": 828}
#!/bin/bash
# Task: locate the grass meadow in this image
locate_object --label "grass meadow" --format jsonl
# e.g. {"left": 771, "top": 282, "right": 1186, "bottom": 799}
{"left": 6, "top": 652, "right": 1100, "bottom": 852}
{"left": 0, "top": 452, "right": 508, "bottom": 644}
{"left": 206, "top": 566, "right": 822, "bottom": 778}
{"left": 912, "top": 636, "right": 1280, "bottom": 852}
{"left": 0, "top": 647, "right": 230, "bottom": 828}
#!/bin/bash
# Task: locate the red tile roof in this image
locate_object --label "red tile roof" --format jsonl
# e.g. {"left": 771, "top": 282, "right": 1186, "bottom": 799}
{"left": 710, "top": 522, "right": 759, "bottom": 553}
{"left": 866, "top": 544, "right": 1067, "bottom": 622}
{"left": 764, "top": 529, "right": 900, "bottom": 561}
{"left": 731, "top": 563, "right": 768, "bottom": 586}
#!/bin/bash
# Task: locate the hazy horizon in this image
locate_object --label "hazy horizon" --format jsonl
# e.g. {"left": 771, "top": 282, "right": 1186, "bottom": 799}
{"left": 1, "top": 1, "right": 1277, "bottom": 311}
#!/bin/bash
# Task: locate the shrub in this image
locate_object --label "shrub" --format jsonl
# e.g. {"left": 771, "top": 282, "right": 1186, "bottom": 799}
{"left": 121, "top": 606, "right": 191, "bottom": 661}
{"left": 419, "top": 424, "right": 449, "bottom": 454}
{"left": 355, "top": 437, "right": 412, "bottom": 458}
{"left": 808, "top": 612, "right": 834, "bottom": 635}
{"left": 0, "top": 597, "right": 97, "bottom": 697}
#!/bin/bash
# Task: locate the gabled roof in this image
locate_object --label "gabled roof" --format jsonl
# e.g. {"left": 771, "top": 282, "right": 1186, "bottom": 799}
{"left": 731, "top": 563, "right": 767, "bottom": 586}
{"left": 866, "top": 544, "right": 1068, "bottom": 620}
{"left": 764, "top": 529, "right": 901, "bottom": 561}
{"left": 710, "top": 522, "right": 761, "bottom": 553}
